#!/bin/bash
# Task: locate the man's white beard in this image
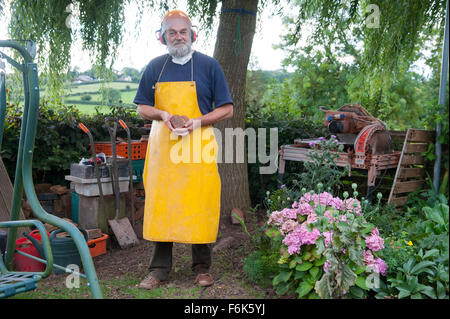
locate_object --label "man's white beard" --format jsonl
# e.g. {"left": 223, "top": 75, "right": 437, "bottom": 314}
{"left": 167, "top": 41, "right": 191, "bottom": 58}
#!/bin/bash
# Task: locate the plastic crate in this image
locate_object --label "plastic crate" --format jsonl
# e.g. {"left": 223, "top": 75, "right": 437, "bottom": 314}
{"left": 87, "top": 233, "right": 109, "bottom": 258}
{"left": 93, "top": 140, "right": 148, "bottom": 160}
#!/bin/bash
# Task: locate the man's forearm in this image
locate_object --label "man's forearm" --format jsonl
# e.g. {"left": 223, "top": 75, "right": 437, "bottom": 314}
{"left": 196, "top": 104, "right": 234, "bottom": 126}
{"left": 137, "top": 104, "right": 167, "bottom": 121}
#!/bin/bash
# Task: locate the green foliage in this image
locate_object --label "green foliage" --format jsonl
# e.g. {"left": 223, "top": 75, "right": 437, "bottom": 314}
{"left": 1, "top": 100, "right": 144, "bottom": 185}
{"left": 245, "top": 110, "right": 327, "bottom": 206}
{"left": 243, "top": 250, "right": 280, "bottom": 286}
{"left": 366, "top": 192, "right": 449, "bottom": 299}
{"left": 291, "top": 137, "right": 347, "bottom": 197}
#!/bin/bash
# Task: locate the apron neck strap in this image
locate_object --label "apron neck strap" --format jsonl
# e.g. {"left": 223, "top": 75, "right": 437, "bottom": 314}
{"left": 156, "top": 52, "right": 194, "bottom": 83}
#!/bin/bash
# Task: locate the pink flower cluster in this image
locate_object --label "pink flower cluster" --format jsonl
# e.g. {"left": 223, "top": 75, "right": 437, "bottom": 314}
{"left": 365, "top": 228, "right": 384, "bottom": 251}
{"left": 267, "top": 191, "right": 388, "bottom": 277}
{"left": 363, "top": 250, "right": 387, "bottom": 275}
{"left": 268, "top": 192, "right": 363, "bottom": 255}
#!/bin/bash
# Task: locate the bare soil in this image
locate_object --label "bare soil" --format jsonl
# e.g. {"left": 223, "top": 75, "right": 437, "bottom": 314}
{"left": 30, "top": 215, "right": 293, "bottom": 299}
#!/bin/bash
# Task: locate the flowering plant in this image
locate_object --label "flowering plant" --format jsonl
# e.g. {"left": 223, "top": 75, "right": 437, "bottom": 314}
{"left": 266, "top": 184, "right": 387, "bottom": 299}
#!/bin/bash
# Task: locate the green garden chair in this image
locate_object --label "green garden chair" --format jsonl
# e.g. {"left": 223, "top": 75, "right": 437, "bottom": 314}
{"left": 0, "top": 40, "right": 102, "bottom": 298}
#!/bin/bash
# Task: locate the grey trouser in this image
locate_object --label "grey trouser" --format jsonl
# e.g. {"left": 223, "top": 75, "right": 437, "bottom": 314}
{"left": 148, "top": 242, "right": 212, "bottom": 281}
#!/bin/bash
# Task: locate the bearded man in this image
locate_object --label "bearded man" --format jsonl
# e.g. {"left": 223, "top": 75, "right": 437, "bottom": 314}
{"left": 133, "top": 10, "right": 234, "bottom": 289}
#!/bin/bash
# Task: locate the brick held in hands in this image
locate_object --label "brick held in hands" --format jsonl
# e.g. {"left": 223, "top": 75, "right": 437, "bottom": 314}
{"left": 170, "top": 115, "right": 189, "bottom": 128}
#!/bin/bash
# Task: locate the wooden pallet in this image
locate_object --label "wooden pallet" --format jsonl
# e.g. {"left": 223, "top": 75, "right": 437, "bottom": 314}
{"left": 387, "top": 129, "right": 435, "bottom": 207}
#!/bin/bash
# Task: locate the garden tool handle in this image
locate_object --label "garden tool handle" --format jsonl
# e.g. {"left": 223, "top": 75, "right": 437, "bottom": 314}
{"left": 118, "top": 119, "right": 128, "bottom": 130}
{"left": 78, "top": 122, "right": 89, "bottom": 134}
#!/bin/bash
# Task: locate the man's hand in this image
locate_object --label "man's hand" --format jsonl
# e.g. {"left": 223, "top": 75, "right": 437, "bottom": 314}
{"left": 137, "top": 105, "right": 175, "bottom": 131}
{"left": 160, "top": 111, "right": 175, "bottom": 131}
{"left": 184, "top": 104, "right": 233, "bottom": 132}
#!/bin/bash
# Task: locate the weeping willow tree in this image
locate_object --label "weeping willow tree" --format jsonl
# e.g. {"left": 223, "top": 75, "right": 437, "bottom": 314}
{"left": 280, "top": 0, "right": 447, "bottom": 119}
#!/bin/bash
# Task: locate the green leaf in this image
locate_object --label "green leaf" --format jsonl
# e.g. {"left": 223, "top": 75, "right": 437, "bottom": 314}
{"left": 289, "top": 259, "right": 297, "bottom": 269}
{"left": 295, "top": 270, "right": 306, "bottom": 280}
{"left": 276, "top": 282, "right": 291, "bottom": 295}
{"left": 423, "top": 249, "right": 440, "bottom": 260}
{"left": 296, "top": 261, "right": 313, "bottom": 272}
{"left": 436, "top": 281, "right": 447, "bottom": 299}
{"left": 355, "top": 276, "right": 369, "bottom": 290}
{"left": 349, "top": 286, "right": 365, "bottom": 299}
{"left": 309, "top": 266, "right": 320, "bottom": 280}
{"left": 315, "top": 274, "right": 331, "bottom": 299}
{"left": 273, "top": 271, "right": 292, "bottom": 286}
{"left": 397, "top": 287, "right": 411, "bottom": 299}
{"left": 314, "top": 256, "right": 326, "bottom": 267}
{"left": 296, "top": 281, "right": 314, "bottom": 298}
{"left": 410, "top": 261, "right": 435, "bottom": 275}
{"left": 335, "top": 265, "right": 357, "bottom": 294}
{"left": 418, "top": 285, "right": 437, "bottom": 299}
{"left": 353, "top": 266, "right": 366, "bottom": 275}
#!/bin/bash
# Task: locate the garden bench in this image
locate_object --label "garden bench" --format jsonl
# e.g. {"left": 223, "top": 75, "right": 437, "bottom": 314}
{"left": 0, "top": 40, "right": 102, "bottom": 298}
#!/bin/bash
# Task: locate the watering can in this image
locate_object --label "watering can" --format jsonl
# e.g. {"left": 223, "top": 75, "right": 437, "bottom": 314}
{"left": 24, "top": 228, "right": 88, "bottom": 274}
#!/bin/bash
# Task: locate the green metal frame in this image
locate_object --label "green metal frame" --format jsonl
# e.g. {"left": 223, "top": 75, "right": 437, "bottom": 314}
{"left": 0, "top": 40, "right": 102, "bottom": 298}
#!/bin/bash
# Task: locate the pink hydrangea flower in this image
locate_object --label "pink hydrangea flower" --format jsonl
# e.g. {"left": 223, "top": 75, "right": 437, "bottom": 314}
{"left": 324, "top": 210, "right": 335, "bottom": 223}
{"left": 306, "top": 212, "right": 318, "bottom": 224}
{"left": 280, "top": 219, "right": 299, "bottom": 235}
{"left": 372, "top": 258, "right": 388, "bottom": 276}
{"left": 363, "top": 250, "right": 375, "bottom": 264}
{"left": 282, "top": 223, "right": 321, "bottom": 255}
{"left": 281, "top": 207, "right": 297, "bottom": 219}
{"left": 363, "top": 250, "right": 387, "bottom": 275}
{"left": 317, "top": 192, "right": 335, "bottom": 207}
{"left": 343, "top": 198, "right": 362, "bottom": 215}
{"left": 365, "top": 228, "right": 384, "bottom": 251}
{"left": 297, "top": 203, "right": 314, "bottom": 216}
{"left": 267, "top": 210, "right": 285, "bottom": 226}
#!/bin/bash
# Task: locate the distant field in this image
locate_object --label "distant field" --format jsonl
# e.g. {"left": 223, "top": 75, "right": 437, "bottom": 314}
{"left": 63, "top": 81, "right": 139, "bottom": 114}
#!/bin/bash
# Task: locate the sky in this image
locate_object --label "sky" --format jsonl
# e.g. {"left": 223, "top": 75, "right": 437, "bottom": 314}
{"left": 67, "top": 2, "right": 290, "bottom": 73}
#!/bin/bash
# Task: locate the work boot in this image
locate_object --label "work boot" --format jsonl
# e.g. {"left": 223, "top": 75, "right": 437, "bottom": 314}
{"left": 195, "top": 273, "right": 214, "bottom": 287}
{"left": 138, "top": 274, "right": 161, "bottom": 290}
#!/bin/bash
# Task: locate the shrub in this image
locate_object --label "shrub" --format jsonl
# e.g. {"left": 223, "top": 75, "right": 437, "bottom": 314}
{"left": 1, "top": 100, "right": 144, "bottom": 185}
{"left": 80, "top": 94, "right": 92, "bottom": 101}
{"left": 265, "top": 184, "right": 388, "bottom": 299}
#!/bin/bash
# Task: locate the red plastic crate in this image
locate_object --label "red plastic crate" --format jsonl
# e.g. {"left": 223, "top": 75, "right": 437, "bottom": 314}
{"left": 93, "top": 140, "right": 148, "bottom": 160}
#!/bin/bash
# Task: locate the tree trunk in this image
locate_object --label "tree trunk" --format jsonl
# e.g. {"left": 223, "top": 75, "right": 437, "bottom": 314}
{"left": 213, "top": 0, "right": 258, "bottom": 227}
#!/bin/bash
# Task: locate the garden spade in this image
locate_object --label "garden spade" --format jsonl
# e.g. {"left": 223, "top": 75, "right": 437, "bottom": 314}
{"left": 105, "top": 117, "right": 139, "bottom": 249}
{"left": 118, "top": 119, "right": 142, "bottom": 236}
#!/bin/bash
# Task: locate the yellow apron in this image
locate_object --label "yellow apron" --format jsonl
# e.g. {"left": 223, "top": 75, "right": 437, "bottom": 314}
{"left": 142, "top": 56, "right": 221, "bottom": 244}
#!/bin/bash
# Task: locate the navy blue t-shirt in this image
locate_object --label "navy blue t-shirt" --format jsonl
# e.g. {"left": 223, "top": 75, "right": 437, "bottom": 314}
{"left": 133, "top": 51, "right": 233, "bottom": 115}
